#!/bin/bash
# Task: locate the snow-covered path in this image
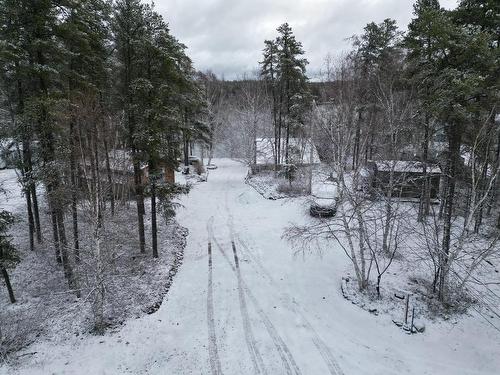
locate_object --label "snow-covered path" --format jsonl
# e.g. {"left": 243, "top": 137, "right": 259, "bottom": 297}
{"left": 4, "top": 159, "right": 500, "bottom": 374}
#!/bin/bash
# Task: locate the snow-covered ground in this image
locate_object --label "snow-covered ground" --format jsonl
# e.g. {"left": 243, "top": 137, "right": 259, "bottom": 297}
{"left": 0, "top": 169, "right": 186, "bottom": 356}
{"left": 2, "top": 159, "right": 500, "bottom": 374}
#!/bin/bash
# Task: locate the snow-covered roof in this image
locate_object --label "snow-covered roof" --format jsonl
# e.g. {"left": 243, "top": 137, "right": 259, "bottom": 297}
{"left": 255, "top": 138, "right": 320, "bottom": 165}
{"left": 374, "top": 160, "right": 441, "bottom": 174}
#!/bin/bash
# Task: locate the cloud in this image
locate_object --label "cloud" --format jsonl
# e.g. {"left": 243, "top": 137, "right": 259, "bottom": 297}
{"left": 154, "top": 0, "right": 458, "bottom": 80}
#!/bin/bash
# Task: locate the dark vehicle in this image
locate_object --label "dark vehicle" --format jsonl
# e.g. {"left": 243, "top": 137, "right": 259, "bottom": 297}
{"left": 309, "top": 174, "right": 338, "bottom": 218}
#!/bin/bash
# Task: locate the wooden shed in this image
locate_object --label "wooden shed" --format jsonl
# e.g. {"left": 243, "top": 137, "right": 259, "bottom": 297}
{"left": 80, "top": 150, "right": 176, "bottom": 198}
{"left": 370, "top": 160, "right": 441, "bottom": 200}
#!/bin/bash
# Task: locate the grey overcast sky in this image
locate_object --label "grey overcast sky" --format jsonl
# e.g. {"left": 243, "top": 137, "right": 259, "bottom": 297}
{"left": 154, "top": 0, "right": 458, "bottom": 80}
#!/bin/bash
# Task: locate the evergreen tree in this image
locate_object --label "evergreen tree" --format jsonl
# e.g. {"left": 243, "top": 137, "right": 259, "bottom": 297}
{"left": 112, "top": 0, "right": 149, "bottom": 253}
{"left": 0, "top": 0, "right": 43, "bottom": 249}
{"left": 0, "top": 0, "right": 80, "bottom": 291}
{"left": 260, "top": 40, "right": 280, "bottom": 165}
{"left": 0, "top": 209, "right": 18, "bottom": 303}
{"left": 454, "top": 0, "right": 500, "bottom": 228}
{"left": 351, "top": 18, "right": 404, "bottom": 165}
{"left": 58, "top": 0, "right": 112, "bottom": 263}
{"left": 406, "top": 3, "right": 497, "bottom": 300}
{"left": 260, "top": 23, "right": 310, "bottom": 166}
{"left": 405, "top": 0, "right": 445, "bottom": 219}
{"left": 113, "top": 0, "right": 203, "bottom": 257}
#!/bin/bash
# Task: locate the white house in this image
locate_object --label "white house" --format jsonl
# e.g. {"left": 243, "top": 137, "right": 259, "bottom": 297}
{"left": 254, "top": 137, "right": 320, "bottom": 167}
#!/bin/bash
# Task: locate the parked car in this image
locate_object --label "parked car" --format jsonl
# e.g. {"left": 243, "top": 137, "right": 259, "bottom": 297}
{"left": 309, "top": 174, "right": 339, "bottom": 218}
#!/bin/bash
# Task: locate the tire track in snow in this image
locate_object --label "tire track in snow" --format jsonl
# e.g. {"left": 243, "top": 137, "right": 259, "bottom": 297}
{"left": 209, "top": 227, "right": 301, "bottom": 375}
{"left": 224, "top": 187, "right": 343, "bottom": 375}
{"left": 207, "top": 240, "right": 223, "bottom": 375}
{"left": 235, "top": 236, "right": 344, "bottom": 375}
{"left": 231, "top": 240, "right": 268, "bottom": 375}
{"left": 222, "top": 189, "right": 301, "bottom": 374}
{"left": 221, "top": 166, "right": 341, "bottom": 374}
{"left": 223, "top": 188, "right": 342, "bottom": 374}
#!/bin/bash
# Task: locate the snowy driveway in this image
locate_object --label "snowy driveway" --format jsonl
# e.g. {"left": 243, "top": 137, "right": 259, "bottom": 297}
{"left": 6, "top": 159, "right": 500, "bottom": 375}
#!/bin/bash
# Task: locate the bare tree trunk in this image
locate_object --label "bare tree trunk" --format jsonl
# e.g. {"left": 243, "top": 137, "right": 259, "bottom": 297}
{"left": 70, "top": 120, "right": 80, "bottom": 262}
{"left": 418, "top": 115, "right": 431, "bottom": 221}
{"left": 17, "top": 72, "right": 40, "bottom": 246}
{"left": 364, "top": 108, "right": 376, "bottom": 164}
{"left": 151, "top": 177, "right": 158, "bottom": 258}
{"left": 438, "top": 129, "right": 461, "bottom": 302}
{"left": 353, "top": 111, "right": 362, "bottom": 170}
{"left": 29, "top": 185, "right": 41, "bottom": 243}
{"left": 93, "top": 187, "right": 105, "bottom": 333}
{"left": 31, "top": 185, "right": 42, "bottom": 243}
{"left": 1, "top": 266, "right": 15, "bottom": 303}
{"left": 284, "top": 91, "right": 291, "bottom": 164}
{"left": 56, "top": 209, "right": 78, "bottom": 296}
{"left": 208, "top": 142, "right": 214, "bottom": 166}
{"left": 341, "top": 205, "right": 368, "bottom": 291}
{"left": 103, "top": 137, "right": 114, "bottom": 216}
{"left": 474, "top": 150, "right": 489, "bottom": 233}
{"left": 133, "top": 157, "right": 146, "bottom": 254}
{"left": 19, "top": 143, "right": 35, "bottom": 252}
{"left": 24, "top": 185, "right": 35, "bottom": 252}
{"left": 183, "top": 136, "right": 189, "bottom": 167}
{"left": 382, "top": 172, "right": 394, "bottom": 255}
{"left": 51, "top": 207, "right": 61, "bottom": 263}
{"left": 93, "top": 129, "right": 103, "bottom": 221}
{"left": 277, "top": 81, "right": 283, "bottom": 166}
{"left": 272, "top": 85, "right": 278, "bottom": 169}
{"left": 487, "top": 118, "right": 499, "bottom": 215}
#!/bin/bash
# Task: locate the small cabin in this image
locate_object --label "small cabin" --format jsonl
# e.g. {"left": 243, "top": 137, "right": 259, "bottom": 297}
{"left": 80, "top": 150, "right": 175, "bottom": 198}
{"left": 369, "top": 160, "right": 441, "bottom": 200}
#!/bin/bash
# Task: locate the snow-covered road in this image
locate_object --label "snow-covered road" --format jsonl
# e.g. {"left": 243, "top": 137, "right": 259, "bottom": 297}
{"left": 5, "top": 159, "right": 500, "bottom": 374}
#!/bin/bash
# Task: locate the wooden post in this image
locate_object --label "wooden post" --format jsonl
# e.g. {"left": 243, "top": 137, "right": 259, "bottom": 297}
{"left": 1, "top": 267, "right": 16, "bottom": 303}
{"left": 404, "top": 294, "right": 410, "bottom": 324}
{"left": 411, "top": 307, "right": 415, "bottom": 333}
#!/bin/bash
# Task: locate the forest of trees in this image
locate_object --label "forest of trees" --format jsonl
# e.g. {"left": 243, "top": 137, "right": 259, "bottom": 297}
{"left": 284, "top": 0, "right": 500, "bottom": 312}
{"left": 0, "top": 0, "right": 209, "bottom": 332}
{"left": 0, "top": 0, "right": 499, "bottom": 344}
{"left": 195, "top": 1, "right": 499, "bottom": 313}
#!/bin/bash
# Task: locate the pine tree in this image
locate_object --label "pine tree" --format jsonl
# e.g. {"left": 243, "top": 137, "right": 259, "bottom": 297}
{"left": 454, "top": 0, "right": 500, "bottom": 228}
{"left": 113, "top": 0, "right": 202, "bottom": 257}
{"left": 0, "top": 210, "right": 18, "bottom": 303}
{"left": 407, "top": 5, "right": 497, "bottom": 301}
{"left": 0, "top": 0, "right": 43, "bottom": 249}
{"left": 260, "top": 23, "right": 310, "bottom": 166}
{"left": 260, "top": 40, "right": 280, "bottom": 165}
{"left": 275, "top": 23, "right": 311, "bottom": 164}
{"left": 405, "top": 0, "right": 444, "bottom": 220}
{"left": 351, "top": 18, "right": 403, "bottom": 165}
{"left": 138, "top": 5, "right": 197, "bottom": 258}
{"left": 112, "top": 0, "right": 149, "bottom": 253}
{"left": 0, "top": 0, "right": 79, "bottom": 291}
{"left": 59, "top": 0, "right": 112, "bottom": 264}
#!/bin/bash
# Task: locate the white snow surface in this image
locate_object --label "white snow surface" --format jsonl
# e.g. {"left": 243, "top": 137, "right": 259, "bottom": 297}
{"left": 2, "top": 159, "right": 500, "bottom": 375}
